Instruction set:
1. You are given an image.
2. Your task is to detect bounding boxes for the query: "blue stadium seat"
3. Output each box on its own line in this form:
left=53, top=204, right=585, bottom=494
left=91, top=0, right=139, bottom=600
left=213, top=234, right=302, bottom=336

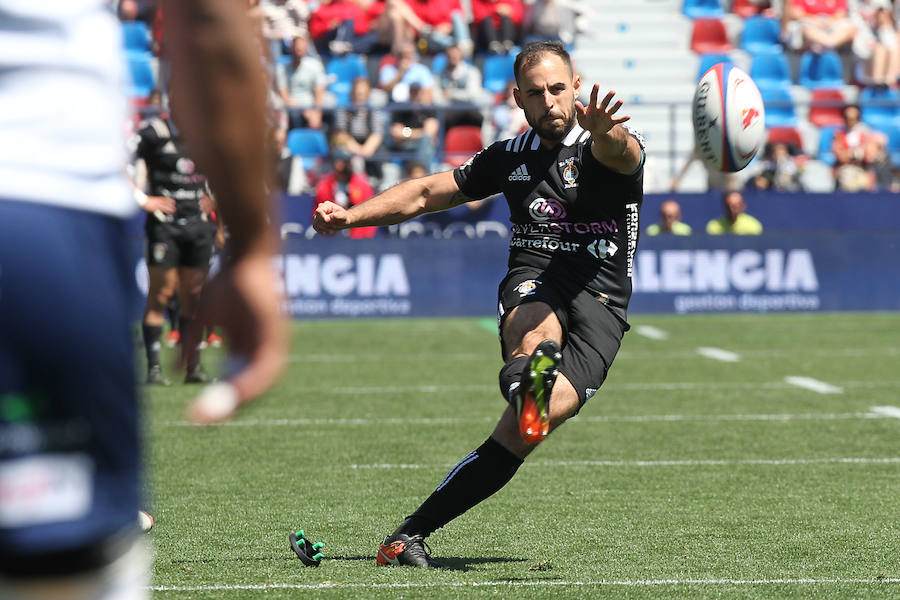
left=740, top=16, right=781, bottom=54
left=482, top=53, right=516, bottom=94
left=798, top=50, right=844, bottom=90
left=121, top=21, right=150, bottom=53
left=696, top=53, right=733, bottom=81
left=126, top=51, right=155, bottom=98
left=817, top=125, right=839, bottom=165
left=761, top=87, right=798, bottom=127
left=886, top=126, right=900, bottom=166
left=860, top=86, right=900, bottom=129
left=286, top=128, right=329, bottom=169
left=750, top=52, right=792, bottom=91
left=326, top=54, right=367, bottom=106
left=683, top=0, right=724, bottom=18
left=430, top=52, right=448, bottom=75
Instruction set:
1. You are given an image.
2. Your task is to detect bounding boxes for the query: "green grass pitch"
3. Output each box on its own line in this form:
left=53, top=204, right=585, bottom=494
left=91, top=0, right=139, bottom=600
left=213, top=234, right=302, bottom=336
left=144, top=313, right=899, bottom=599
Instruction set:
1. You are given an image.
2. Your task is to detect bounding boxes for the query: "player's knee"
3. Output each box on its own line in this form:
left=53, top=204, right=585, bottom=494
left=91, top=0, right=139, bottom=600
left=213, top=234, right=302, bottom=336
left=498, top=355, right=529, bottom=404
left=517, top=330, right=550, bottom=357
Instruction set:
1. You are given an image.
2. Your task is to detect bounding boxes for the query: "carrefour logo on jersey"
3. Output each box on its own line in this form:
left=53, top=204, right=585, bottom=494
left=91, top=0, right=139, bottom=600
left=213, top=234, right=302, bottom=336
left=633, top=249, right=818, bottom=293
left=528, top=197, right=567, bottom=221
left=276, top=253, right=412, bottom=317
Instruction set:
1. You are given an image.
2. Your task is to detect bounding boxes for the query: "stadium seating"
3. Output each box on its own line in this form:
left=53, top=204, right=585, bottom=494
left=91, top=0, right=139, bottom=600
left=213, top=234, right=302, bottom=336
left=696, top=53, right=733, bottom=81
left=683, top=0, right=724, bottom=19
left=817, top=125, right=839, bottom=165
left=482, top=54, right=516, bottom=94
left=121, top=21, right=150, bottom=53
left=126, top=51, right=155, bottom=98
left=326, top=54, right=367, bottom=107
left=731, top=0, right=764, bottom=17
left=761, top=87, right=798, bottom=127
left=860, top=86, right=900, bottom=129
left=766, top=126, right=804, bottom=149
left=886, top=126, right=900, bottom=166
left=808, top=89, right=846, bottom=127
left=798, top=50, right=844, bottom=90
left=430, top=52, right=448, bottom=75
left=690, top=19, right=732, bottom=53
left=740, top=16, right=781, bottom=54
left=286, top=128, right=329, bottom=169
left=443, top=125, right=484, bottom=167
left=750, top=52, right=792, bottom=91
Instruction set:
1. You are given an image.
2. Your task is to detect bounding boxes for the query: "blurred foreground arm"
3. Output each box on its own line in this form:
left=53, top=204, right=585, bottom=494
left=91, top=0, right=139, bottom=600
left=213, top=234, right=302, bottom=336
left=163, top=0, right=286, bottom=423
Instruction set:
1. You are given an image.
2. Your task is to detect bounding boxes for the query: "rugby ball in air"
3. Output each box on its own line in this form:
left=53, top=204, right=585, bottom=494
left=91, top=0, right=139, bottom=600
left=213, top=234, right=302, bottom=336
left=692, top=63, right=765, bottom=172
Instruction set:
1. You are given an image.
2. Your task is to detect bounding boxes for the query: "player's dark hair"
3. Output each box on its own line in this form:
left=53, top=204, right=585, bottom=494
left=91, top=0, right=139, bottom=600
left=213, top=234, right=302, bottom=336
left=513, top=41, right=573, bottom=84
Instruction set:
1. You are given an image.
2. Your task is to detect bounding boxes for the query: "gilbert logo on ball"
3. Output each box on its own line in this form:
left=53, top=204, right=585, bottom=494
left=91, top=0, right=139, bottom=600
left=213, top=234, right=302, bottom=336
left=693, top=63, right=765, bottom=173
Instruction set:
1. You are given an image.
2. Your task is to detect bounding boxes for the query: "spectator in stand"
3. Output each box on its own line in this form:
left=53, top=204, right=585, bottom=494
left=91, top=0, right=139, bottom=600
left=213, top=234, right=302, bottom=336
left=378, top=42, right=436, bottom=103
left=851, top=0, right=899, bottom=87
left=387, top=82, right=439, bottom=168
left=832, top=103, right=892, bottom=191
left=118, top=0, right=140, bottom=21
left=406, top=0, right=474, bottom=55
left=308, top=0, right=378, bottom=55
left=313, top=147, right=377, bottom=238
left=252, top=0, right=310, bottom=60
left=747, top=141, right=804, bottom=191
left=522, top=0, right=581, bottom=47
left=276, top=33, right=327, bottom=129
left=706, top=191, right=764, bottom=235
left=438, top=42, right=491, bottom=128
left=783, top=0, right=857, bottom=52
left=491, top=79, right=529, bottom=141
left=333, top=77, right=388, bottom=179
left=647, top=200, right=692, bottom=236
left=471, top=0, right=524, bottom=54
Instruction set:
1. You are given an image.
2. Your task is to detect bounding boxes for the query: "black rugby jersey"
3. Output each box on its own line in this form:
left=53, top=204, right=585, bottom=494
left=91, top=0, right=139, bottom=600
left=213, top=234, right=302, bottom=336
left=134, top=116, right=208, bottom=221
left=453, top=123, right=644, bottom=324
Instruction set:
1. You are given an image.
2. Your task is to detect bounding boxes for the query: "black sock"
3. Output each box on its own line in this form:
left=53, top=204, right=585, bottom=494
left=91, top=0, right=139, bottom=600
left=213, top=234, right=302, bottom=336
left=142, top=324, right=162, bottom=369
left=395, top=437, right=524, bottom=538
left=498, top=355, right=529, bottom=406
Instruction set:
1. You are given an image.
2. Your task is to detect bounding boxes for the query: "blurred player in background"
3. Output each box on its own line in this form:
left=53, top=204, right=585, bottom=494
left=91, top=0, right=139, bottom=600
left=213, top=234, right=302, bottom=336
left=133, top=103, right=216, bottom=385
left=0, top=1, right=285, bottom=598
left=314, top=41, right=644, bottom=568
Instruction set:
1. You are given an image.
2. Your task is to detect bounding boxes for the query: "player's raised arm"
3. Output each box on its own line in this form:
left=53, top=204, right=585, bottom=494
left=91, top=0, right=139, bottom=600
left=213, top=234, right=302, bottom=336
left=163, top=0, right=287, bottom=423
left=313, top=169, right=473, bottom=235
left=576, top=84, right=643, bottom=175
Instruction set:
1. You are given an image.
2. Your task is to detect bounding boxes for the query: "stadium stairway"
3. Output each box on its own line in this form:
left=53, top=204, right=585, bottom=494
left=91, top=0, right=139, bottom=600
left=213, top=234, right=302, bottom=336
left=572, top=0, right=703, bottom=192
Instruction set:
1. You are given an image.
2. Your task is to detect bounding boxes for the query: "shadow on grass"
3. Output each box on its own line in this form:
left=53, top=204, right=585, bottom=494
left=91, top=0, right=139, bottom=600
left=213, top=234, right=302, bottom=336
left=329, top=555, right=528, bottom=572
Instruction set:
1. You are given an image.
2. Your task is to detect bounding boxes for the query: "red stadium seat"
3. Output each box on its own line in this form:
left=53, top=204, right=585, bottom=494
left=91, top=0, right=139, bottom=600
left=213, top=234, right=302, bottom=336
left=731, top=0, right=763, bottom=17
left=766, top=126, right=803, bottom=149
left=444, top=126, right=484, bottom=167
left=808, top=89, right=846, bottom=127
left=690, top=19, right=732, bottom=54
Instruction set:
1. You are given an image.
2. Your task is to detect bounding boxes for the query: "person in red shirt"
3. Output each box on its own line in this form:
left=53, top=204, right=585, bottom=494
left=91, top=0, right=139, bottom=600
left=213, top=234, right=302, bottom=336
left=471, top=0, right=523, bottom=54
left=405, top=0, right=474, bottom=54
left=308, top=0, right=379, bottom=55
left=784, top=0, right=856, bottom=52
left=831, top=103, right=890, bottom=191
left=313, top=148, right=377, bottom=238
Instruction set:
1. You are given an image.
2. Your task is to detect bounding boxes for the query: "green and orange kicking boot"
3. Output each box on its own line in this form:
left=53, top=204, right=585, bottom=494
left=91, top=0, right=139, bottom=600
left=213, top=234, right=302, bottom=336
left=517, top=339, right=561, bottom=444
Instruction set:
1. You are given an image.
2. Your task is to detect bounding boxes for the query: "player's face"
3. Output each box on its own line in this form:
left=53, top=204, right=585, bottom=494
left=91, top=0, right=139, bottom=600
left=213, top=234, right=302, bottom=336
left=514, top=54, right=579, bottom=143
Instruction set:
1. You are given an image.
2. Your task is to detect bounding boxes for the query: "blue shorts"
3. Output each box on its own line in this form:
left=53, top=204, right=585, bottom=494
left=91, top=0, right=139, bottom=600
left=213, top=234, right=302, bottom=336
left=0, top=200, right=142, bottom=573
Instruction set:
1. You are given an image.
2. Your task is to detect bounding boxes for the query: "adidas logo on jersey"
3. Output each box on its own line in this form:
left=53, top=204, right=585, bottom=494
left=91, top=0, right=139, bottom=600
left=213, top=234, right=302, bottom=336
left=508, top=164, right=531, bottom=181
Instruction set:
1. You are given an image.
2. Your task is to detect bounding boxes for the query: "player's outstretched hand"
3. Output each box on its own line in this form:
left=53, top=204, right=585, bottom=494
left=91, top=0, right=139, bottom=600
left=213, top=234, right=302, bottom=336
left=312, top=201, right=351, bottom=236
left=183, top=249, right=287, bottom=424
left=575, top=84, right=631, bottom=136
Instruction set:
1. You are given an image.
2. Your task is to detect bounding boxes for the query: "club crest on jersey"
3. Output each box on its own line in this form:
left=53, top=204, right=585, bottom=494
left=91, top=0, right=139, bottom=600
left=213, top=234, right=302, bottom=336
left=152, top=243, right=168, bottom=263
left=514, top=279, right=541, bottom=297
left=176, top=157, right=196, bottom=174
left=558, top=157, right=579, bottom=189
left=528, top=197, right=567, bottom=221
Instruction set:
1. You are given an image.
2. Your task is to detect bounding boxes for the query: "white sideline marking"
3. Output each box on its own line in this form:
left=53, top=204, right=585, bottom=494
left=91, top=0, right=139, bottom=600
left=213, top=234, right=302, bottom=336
left=150, top=578, right=900, bottom=591
left=696, top=347, right=741, bottom=362
left=161, top=412, right=889, bottom=428
left=349, top=457, right=900, bottom=470
left=870, top=405, right=900, bottom=419
left=785, top=376, right=844, bottom=394
left=635, top=325, right=669, bottom=340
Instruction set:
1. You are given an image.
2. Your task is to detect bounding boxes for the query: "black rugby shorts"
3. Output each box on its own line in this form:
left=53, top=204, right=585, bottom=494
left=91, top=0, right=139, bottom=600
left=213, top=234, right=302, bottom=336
left=145, top=217, right=214, bottom=270
left=497, top=266, right=626, bottom=408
